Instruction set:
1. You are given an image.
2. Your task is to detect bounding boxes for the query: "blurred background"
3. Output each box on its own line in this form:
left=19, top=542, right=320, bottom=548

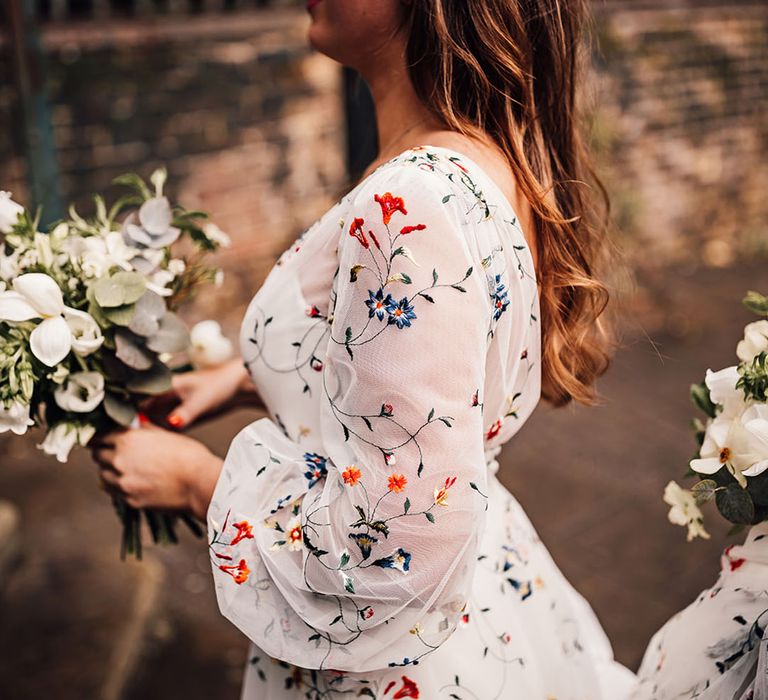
left=0, top=0, right=766, bottom=697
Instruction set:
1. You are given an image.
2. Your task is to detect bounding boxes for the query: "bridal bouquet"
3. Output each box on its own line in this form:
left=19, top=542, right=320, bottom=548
left=664, top=291, right=768, bottom=540
left=0, top=167, right=230, bottom=558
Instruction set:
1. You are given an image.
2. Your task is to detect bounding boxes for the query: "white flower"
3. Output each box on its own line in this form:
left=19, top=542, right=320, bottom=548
left=202, top=222, right=231, bottom=248
left=663, top=481, right=710, bottom=541
left=47, top=364, right=70, bottom=385
left=737, top=320, right=768, bottom=363
left=54, top=371, right=105, bottom=413
left=704, top=366, right=744, bottom=418
left=64, top=307, right=104, bottom=356
left=690, top=404, right=768, bottom=487
left=0, top=400, right=34, bottom=435
left=74, top=231, right=137, bottom=278
left=145, top=268, right=175, bottom=297
left=0, top=273, right=101, bottom=366
left=122, top=197, right=181, bottom=249
left=189, top=320, right=233, bottom=369
left=0, top=191, right=24, bottom=233
left=0, top=250, right=20, bottom=281
left=38, top=422, right=96, bottom=463
left=167, top=258, right=185, bottom=276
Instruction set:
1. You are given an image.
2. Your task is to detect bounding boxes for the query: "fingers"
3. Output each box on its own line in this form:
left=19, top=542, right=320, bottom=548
left=91, top=446, right=118, bottom=469
left=89, top=430, right=124, bottom=449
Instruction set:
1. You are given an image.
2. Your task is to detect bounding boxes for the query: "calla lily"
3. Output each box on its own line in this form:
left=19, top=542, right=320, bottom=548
left=0, top=400, right=34, bottom=435
left=0, top=191, right=24, bottom=234
left=54, top=371, right=105, bottom=413
left=38, top=422, right=96, bottom=463
left=0, top=273, right=102, bottom=366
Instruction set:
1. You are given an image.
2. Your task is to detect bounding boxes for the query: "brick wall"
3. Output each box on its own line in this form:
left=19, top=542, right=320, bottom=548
left=589, top=0, right=768, bottom=271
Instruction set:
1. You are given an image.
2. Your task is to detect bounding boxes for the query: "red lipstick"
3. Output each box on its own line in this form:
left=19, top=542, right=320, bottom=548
left=306, top=0, right=321, bottom=11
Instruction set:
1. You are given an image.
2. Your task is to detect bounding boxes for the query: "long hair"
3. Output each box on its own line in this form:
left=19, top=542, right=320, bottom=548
left=399, top=0, right=618, bottom=407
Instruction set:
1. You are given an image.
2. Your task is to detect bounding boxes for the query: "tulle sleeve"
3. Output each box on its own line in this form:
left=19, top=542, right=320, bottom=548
left=206, top=163, right=493, bottom=672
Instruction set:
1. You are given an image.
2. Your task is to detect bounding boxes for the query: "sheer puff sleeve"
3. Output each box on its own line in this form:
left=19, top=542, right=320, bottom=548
left=206, top=163, right=493, bottom=673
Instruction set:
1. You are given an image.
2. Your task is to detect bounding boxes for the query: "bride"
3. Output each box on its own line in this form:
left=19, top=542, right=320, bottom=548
left=90, top=0, right=768, bottom=697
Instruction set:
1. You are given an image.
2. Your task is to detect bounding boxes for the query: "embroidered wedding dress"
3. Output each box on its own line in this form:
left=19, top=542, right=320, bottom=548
left=206, top=145, right=768, bottom=699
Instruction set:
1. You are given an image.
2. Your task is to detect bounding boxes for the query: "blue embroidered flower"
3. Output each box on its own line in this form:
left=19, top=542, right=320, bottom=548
left=303, top=452, right=328, bottom=488
left=385, top=296, right=417, bottom=328
left=490, top=274, right=509, bottom=321
left=365, top=288, right=394, bottom=321
left=372, top=547, right=411, bottom=573
left=348, top=532, right=378, bottom=559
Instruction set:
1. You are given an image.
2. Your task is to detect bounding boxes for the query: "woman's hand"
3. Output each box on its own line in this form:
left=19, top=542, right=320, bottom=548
left=142, top=356, right=262, bottom=430
left=90, top=420, right=224, bottom=522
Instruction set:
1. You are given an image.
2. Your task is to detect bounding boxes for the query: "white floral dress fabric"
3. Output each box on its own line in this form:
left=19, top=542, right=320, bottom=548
left=206, top=145, right=768, bottom=699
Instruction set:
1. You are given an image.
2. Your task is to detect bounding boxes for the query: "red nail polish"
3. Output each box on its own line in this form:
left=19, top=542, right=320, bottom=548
left=137, top=412, right=151, bottom=426
left=167, top=413, right=184, bottom=428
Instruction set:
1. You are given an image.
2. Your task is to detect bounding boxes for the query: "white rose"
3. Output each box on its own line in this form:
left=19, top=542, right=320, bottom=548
left=0, top=191, right=24, bottom=234
left=38, top=422, right=96, bottom=463
left=0, top=399, right=35, bottom=435
left=54, top=371, right=105, bottom=413
left=189, top=320, right=233, bottom=369
left=662, top=481, right=710, bottom=541
left=737, top=320, right=768, bottom=363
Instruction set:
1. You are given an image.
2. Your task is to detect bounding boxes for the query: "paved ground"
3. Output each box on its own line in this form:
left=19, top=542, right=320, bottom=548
left=0, top=258, right=765, bottom=698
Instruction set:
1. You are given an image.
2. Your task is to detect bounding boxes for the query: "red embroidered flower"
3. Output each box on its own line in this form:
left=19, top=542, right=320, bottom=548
left=374, top=193, right=407, bottom=225
left=434, top=475, right=457, bottom=506
left=360, top=606, right=374, bottom=619
left=310, top=356, right=323, bottom=372
left=399, top=224, right=426, bottom=235
left=306, top=305, right=321, bottom=317
left=392, top=675, right=420, bottom=699
left=369, top=229, right=382, bottom=250
left=230, top=520, right=254, bottom=546
left=471, top=389, right=479, bottom=406
left=342, top=465, right=361, bottom=486
left=388, top=473, right=408, bottom=493
left=485, top=418, right=503, bottom=440
left=349, top=217, right=369, bottom=248
left=219, top=558, right=250, bottom=584
left=381, top=402, right=394, bottom=416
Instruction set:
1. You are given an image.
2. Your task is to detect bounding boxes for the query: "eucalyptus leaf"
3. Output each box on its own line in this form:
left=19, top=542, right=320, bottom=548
left=716, top=483, right=755, bottom=525
left=104, top=392, right=138, bottom=427
left=103, top=303, right=136, bottom=327
left=115, top=329, right=155, bottom=370
left=146, top=312, right=190, bottom=353
left=691, top=479, right=718, bottom=505
left=128, top=290, right=166, bottom=337
left=93, top=271, right=146, bottom=308
left=125, top=362, right=173, bottom=395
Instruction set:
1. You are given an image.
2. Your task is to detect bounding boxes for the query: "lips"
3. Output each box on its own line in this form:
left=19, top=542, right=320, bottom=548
left=306, top=0, right=321, bottom=11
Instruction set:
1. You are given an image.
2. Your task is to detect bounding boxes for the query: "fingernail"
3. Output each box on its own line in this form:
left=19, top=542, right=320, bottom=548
left=167, top=413, right=184, bottom=428
left=137, top=412, right=151, bottom=426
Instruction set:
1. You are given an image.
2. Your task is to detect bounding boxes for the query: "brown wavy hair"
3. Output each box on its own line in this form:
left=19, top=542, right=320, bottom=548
left=399, top=0, right=618, bottom=407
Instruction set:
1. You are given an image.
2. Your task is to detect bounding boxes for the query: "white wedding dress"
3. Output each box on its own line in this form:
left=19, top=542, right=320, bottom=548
left=206, top=145, right=768, bottom=699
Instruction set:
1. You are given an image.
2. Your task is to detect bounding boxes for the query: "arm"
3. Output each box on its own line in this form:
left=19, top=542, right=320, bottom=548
left=206, top=164, right=493, bottom=672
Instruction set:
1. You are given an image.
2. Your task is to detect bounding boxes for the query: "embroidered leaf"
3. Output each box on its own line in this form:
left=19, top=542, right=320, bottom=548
left=400, top=273, right=412, bottom=284
left=734, top=615, right=748, bottom=625
left=441, top=195, right=453, bottom=203
left=350, top=264, right=364, bottom=282
left=308, top=633, right=321, bottom=641
left=428, top=407, right=435, bottom=421
left=355, top=505, right=367, bottom=522
left=330, top=614, right=343, bottom=625
left=417, top=461, right=424, bottom=477
left=343, top=574, right=355, bottom=593
left=370, top=520, right=390, bottom=537
left=264, top=316, right=273, bottom=325
left=425, top=512, right=435, bottom=523
left=339, top=551, right=350, bottom=567
left=404, top=497, right=411, bottom=513
left=451, top=284, right=466, bottom=292
left=432, top=268, right=438, bottom=284
left=362, top=416, right=373, bottom=431
left=419, top=293, right=435, bottom=304
left=342, top=424, right=350, bottom=441
left=465, top=266, right=473, bottom=278
left=438, top=417, right=452, bottom=427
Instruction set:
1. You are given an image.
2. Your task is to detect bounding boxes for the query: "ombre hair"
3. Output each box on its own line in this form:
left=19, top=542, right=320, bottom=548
left=399, top=0, right=618, bottom=407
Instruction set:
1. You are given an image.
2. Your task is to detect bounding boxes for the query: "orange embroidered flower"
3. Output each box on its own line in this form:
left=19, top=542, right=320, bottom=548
left=399, top=224, right=426, bottom=235
left=374, top=192, right=407, bottom=225
left=349, top=217, right=369, bottom=248
left=388, top=473, right=408, bottom=493
left=485, top=418, right=503, bottom=440
left=434, top=475, right=457, bottom=506
left=342, top=465, right=362, bottom=486
left=219, top=558, right=250, bottom=584
left=230, top=520, right=254, bottom=546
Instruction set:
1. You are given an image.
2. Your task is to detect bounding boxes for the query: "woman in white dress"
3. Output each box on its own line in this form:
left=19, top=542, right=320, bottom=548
left=90, top=1, right=768, bottom=698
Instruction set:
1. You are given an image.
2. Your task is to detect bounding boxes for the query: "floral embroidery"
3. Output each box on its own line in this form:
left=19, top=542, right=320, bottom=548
left=342, top=465, right=362, bottom=485
left=375, top=192, right=407, bottom=225
left=433, top=476, right=457, bottom=506
left=349, top=217, right=370, bottom=248
left=388, top=473, right=408, bottom=493
left=489, top=273, right=510, bottom=321
left=303, top=452, right=328, bottom=488
left=218, top=558, right=250, bottom=585
left=230, top=520, right=254, bottom=546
